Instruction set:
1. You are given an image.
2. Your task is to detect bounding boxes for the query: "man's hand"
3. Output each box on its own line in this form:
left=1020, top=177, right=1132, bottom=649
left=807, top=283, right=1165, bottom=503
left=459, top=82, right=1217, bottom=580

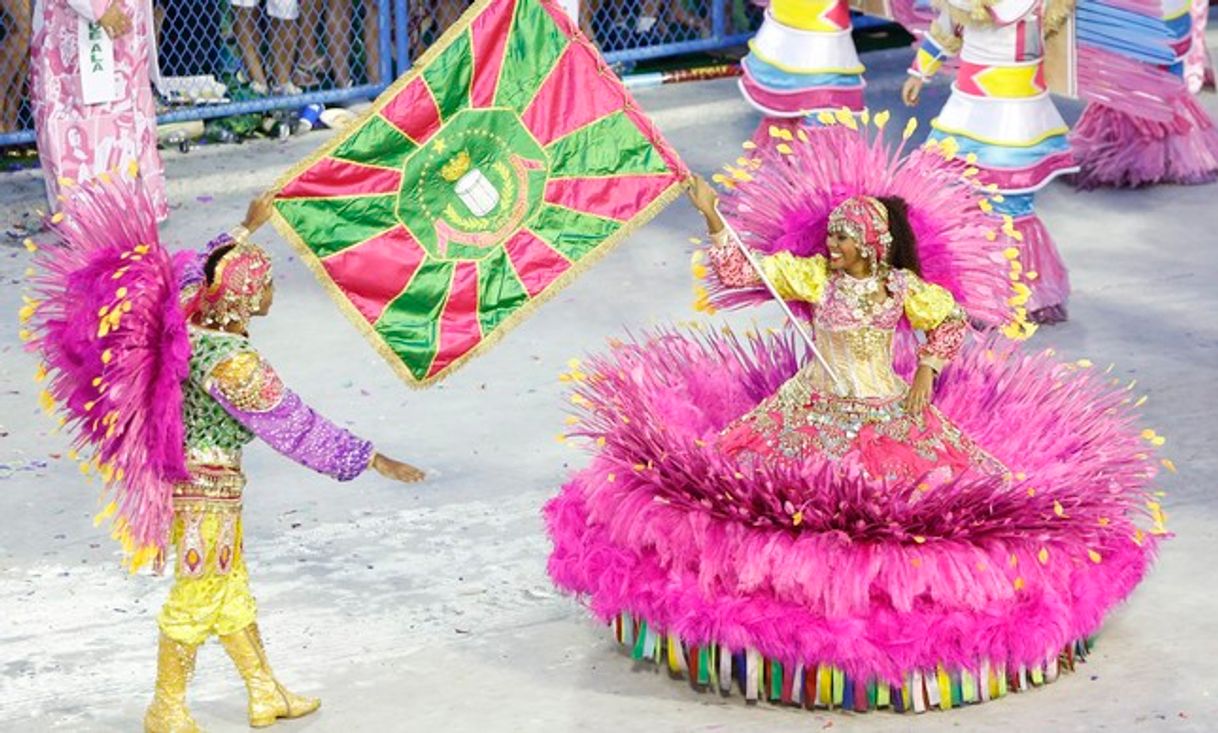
left=241, top=191, right=276, bottom=232
left=372, top=453, right=425, bottom=484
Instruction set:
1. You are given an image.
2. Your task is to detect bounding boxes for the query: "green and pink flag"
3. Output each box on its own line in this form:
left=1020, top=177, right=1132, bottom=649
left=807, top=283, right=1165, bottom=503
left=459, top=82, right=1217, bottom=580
left=271, top=0, right=688, bottom=386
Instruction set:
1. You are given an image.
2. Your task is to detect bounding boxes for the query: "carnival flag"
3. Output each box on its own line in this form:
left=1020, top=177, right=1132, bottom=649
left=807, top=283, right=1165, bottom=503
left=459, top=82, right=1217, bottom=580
left=270, top=0, right=689, bottom=386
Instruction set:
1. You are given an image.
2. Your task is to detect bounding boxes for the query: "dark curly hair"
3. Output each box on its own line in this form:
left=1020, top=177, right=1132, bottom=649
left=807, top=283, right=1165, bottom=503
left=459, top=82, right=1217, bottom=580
left=877, top=196, right=920, bottom=276
left=203, top=243, right=237, bottom=286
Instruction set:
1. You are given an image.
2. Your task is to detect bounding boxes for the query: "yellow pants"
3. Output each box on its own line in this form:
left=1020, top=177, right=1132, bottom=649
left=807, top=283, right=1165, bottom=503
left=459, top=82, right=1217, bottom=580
left=157, top=510, right=258, bottom=646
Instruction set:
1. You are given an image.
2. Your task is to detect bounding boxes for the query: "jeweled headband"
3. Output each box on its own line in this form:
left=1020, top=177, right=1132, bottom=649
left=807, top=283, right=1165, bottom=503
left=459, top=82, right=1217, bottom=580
left=827, top=196, right=893, bottom=263
left=185, top=234, right=273, bottom=328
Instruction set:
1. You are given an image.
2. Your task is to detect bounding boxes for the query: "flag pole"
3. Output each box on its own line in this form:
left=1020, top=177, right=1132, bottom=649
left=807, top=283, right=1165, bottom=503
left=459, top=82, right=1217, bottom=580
left=713, top=204, right=849, bottom=397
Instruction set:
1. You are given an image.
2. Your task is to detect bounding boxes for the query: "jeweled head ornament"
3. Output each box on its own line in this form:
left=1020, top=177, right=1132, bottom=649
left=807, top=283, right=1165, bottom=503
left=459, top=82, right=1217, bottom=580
left=828, top=196, right=893, bottom=265
left=188, top=234, right=273, bottom=329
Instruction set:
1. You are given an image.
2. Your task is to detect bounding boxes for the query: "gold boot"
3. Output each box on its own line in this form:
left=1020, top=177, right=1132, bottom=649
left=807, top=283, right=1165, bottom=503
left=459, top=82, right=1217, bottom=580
left=144, top=634, right=202, bottom=733
left=220, top=624, right=320, bottom=727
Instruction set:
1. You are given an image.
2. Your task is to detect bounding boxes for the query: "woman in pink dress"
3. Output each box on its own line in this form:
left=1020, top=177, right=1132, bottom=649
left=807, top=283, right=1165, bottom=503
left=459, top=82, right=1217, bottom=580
left=30, top=0, right=166, bottom=220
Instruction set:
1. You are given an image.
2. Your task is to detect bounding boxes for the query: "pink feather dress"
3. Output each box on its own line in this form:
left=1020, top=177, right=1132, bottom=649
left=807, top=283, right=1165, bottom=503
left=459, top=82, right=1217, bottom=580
left=544, top=122, right=1164, bottom=713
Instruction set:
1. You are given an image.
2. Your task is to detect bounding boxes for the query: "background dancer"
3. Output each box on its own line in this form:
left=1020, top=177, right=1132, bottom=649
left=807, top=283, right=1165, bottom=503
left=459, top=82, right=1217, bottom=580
left=902, top=0, right=1076, bottom=323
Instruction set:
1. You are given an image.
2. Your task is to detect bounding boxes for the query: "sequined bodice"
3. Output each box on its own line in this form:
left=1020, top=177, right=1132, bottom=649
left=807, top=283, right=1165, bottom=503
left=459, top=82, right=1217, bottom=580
left=183, top=327, right=254, bottom=468
left=804, top=271, right=909, bottom=399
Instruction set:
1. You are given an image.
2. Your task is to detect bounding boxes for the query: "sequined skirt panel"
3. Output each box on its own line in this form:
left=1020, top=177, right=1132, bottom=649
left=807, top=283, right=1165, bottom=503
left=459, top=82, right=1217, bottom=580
left=158, top=467, right=256, bottom=645
left=719, top=374, right=1009, bottom=485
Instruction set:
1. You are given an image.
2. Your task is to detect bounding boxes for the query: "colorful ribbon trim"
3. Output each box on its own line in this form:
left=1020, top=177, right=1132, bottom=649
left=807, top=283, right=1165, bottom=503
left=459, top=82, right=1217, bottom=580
left=610, top=611, right=1093, bottom=713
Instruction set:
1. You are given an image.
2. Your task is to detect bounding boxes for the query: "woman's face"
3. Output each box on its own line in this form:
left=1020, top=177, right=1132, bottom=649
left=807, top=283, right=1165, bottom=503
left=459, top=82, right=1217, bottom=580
left=826, top=229, right=864, bottom=272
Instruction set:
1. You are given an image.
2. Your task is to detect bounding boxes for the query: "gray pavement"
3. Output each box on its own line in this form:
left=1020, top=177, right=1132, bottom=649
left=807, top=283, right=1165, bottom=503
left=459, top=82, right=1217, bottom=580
left=1, top=42, right=1215, bottom=732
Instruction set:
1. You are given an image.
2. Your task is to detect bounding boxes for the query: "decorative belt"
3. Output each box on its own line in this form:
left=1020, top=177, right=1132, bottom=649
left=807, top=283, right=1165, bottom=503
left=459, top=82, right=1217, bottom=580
left=956, top=61, right=1047, bottom=99
left=172, top=465, right=245, bottom=512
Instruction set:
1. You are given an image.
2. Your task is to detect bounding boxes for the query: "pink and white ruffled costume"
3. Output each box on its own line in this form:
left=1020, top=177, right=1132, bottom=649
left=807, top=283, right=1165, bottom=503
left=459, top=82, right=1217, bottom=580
left=30, top=0, right=166, bottom=220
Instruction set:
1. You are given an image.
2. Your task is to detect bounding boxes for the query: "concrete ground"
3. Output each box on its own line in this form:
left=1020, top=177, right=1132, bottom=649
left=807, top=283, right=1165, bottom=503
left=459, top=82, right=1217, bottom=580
left=1, top=41, right=1215, bottom=733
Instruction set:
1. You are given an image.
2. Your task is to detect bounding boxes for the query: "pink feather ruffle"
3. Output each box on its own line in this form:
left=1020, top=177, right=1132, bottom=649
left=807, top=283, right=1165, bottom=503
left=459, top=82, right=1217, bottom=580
left=545, top=327, right=1162, bottom=686
left=1071, top=97, right=1218, bottom=189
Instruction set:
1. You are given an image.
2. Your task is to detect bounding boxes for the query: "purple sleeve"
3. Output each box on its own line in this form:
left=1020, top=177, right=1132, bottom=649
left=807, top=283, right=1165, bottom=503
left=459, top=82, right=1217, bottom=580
left=207, top=351, right=374, bottom=481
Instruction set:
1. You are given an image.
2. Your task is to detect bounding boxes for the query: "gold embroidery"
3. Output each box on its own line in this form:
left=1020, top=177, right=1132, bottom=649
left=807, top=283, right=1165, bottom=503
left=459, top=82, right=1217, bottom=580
left=172, top=469, right=246, bottom=513
left=208, top=351, right=285, bottom=412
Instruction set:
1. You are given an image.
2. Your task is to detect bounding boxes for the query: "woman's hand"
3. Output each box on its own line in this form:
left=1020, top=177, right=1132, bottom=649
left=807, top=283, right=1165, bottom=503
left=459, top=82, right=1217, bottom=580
left=687, top=175, right=718, bottom=215
left=903, top=365, right=935, bottom=413
left=372, top=453, right=425, bottom=484
left=241, top=191, right=276, bottom=232
left=98, top=2, right=132, bottom=38
left=687, top=175, right=726, bottom=235
left=902, top=76, right=924, bottom=107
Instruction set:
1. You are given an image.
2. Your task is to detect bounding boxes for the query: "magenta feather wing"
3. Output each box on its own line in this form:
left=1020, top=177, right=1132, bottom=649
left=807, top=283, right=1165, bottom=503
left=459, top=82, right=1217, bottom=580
left=23, top=174, right=190, bottom=570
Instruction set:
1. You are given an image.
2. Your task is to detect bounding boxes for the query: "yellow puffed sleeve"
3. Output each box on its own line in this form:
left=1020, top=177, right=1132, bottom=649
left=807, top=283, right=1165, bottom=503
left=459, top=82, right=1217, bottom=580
left=760, top=252, right=828, bottom=304
left=904, top=273, right=961, bottom=331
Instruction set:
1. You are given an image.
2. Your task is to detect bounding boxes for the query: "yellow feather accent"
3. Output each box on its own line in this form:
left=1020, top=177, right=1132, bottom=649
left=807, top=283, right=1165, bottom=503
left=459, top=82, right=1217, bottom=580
left=834, top=107, right=858, bottom=129
left=939, top=136, right=960, bottom=159
left=93, top=501, right=118, bottom=527
left=768, top=125, right=793, bottom=141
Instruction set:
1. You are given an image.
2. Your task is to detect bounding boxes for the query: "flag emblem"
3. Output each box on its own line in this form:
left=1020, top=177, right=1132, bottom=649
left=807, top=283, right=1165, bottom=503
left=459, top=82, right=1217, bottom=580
left=271, top=0, right=688, bottom=385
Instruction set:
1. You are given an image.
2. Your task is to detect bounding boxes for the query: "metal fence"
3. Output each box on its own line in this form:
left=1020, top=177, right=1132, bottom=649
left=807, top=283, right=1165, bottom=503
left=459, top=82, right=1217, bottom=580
left=0, top=0, right=889, bottom=149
